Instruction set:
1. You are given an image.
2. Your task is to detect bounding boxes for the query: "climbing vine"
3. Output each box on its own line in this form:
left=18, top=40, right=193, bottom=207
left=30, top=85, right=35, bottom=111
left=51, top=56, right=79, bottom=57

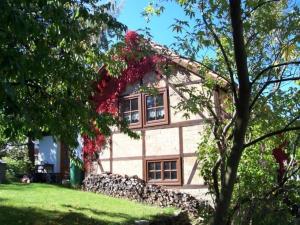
left=82, top=31, right=166, bottom=170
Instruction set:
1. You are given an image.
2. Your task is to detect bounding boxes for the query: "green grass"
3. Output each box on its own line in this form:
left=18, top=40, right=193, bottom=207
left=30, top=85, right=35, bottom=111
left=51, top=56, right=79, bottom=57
left=0, top=183, right=174, bottom=225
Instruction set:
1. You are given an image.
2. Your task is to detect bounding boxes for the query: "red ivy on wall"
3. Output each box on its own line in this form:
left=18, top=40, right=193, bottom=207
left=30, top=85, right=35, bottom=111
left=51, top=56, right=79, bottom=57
left=82, top=31, right=165, bottom=170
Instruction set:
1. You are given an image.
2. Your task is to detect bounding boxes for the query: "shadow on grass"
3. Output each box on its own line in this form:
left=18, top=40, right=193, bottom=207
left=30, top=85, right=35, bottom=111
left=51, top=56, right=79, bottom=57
left=62, top=204, right=192, bottom=225
left=0, top=205, right=140, bottom=225
left=63, top=204, right=138, bottom=221
left=0, top=197, right=7, bottom=202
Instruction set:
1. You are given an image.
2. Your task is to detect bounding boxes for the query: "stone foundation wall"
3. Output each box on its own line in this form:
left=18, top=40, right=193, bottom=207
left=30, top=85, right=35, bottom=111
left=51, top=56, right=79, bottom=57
left=83, top=173, right=211, bottom=216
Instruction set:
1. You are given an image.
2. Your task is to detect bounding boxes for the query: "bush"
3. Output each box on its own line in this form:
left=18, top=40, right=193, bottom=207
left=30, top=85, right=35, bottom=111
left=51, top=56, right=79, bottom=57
left=2, top=146, right=32, bottom=182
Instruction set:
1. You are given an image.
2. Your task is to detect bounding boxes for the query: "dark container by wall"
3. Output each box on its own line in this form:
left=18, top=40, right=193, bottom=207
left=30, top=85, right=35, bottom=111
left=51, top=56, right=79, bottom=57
left=70, top=161, right=83, bottom=188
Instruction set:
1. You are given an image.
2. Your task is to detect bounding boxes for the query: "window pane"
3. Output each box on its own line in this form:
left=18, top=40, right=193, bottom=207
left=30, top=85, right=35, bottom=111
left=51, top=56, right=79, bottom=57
left=131, top=98, right=138, bottom=110
left=123, top=113, right=131, bottom=123
left=148, top=162, right=154, bottom=170
left=171, top=171, right=177, bottom=179
left=171, top=161, right=177, bottom=170
left=156, top=172, right=161, bottom=179
left=148, top=172, right=155, bottom=180
left=164, top=161, right=171, bottom=170
left=147, top=109, right=156, bottom=121
left=123, top=100, right=130, bottom=112
left=164, top=171, right=171, bottom=179
left=146, top=96, right=155, bottom=108
left=131, top=111, right=139, bottom=123
left=155, top=162, right=161, bottom=170
left=156, top=107, right=165, bottom=119
left=156, top=94, right=164, bottom=106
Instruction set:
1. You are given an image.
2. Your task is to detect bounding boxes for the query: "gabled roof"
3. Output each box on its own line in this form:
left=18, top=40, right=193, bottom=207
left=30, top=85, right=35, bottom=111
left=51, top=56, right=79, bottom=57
left=97, top=38, right=230, bottom=89
left=149, top=42, right=230, bottom=87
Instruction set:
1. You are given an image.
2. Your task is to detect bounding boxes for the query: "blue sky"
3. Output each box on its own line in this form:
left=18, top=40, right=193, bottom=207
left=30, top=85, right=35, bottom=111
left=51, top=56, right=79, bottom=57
left=117, top=0, right=187, bottom=47
left=116, top=0, right=212, bottom=59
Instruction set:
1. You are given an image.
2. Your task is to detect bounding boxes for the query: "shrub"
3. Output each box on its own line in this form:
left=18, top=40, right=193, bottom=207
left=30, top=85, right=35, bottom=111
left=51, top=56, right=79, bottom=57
left=2, top=146, right=32, bottom=182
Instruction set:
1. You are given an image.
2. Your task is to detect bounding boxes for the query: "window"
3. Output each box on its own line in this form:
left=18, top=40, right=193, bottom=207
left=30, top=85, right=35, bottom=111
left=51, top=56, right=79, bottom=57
left=163, top=161, right=177, bottom=180
left=120, top=94, right=142, bottom=128
left=143, top=88, right=169, bottom=127
left=145, top=94, right=165, bottom=121
left=145, top=157, right=181, bottom=185
left=120, top=88, right=169, bottom=128
left=148, top=161, right=161, bottom=180
left=123, top=98, right=139, bottom=123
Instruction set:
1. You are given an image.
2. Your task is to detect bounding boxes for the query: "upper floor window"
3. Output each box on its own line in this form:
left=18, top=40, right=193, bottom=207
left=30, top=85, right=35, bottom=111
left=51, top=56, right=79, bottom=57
left=120, top=94, right=142, bottom=128
left=145, top=94, right=165, bottom=121
left=120, top=88, right=169, bottom=128
left=123, top=98, right=139, bottom=123
left=143, top=88, right=169, bottom=127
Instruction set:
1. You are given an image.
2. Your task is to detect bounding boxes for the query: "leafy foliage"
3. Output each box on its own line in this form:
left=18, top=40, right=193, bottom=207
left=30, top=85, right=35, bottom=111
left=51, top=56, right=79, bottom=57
left=2, top=145, right=32, bottom=182
left=0, top=0, right=126, bottom=147
left=144, top=0, right=300, bottom=224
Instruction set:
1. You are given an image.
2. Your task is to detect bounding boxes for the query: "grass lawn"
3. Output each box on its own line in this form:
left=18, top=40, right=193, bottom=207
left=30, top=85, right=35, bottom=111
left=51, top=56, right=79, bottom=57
left=0, top=183, right=174, bottom=225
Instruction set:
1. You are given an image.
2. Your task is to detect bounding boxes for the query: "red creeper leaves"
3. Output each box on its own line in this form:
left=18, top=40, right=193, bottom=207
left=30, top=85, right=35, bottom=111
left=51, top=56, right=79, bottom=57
left=83, top=31, right=165, bottom=170
left=272, top=139, right=289, bottom=183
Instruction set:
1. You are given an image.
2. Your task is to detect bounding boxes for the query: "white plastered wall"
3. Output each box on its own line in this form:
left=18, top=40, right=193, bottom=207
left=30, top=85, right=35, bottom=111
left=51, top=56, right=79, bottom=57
left=145, top=128, right=179, bottom=156
left=113, top=160, right=143, bottom=178
left=112, top=132, right=142, bottom=158
left=182, top=125, right=204, bottom=154
left=35, top=136, right=61, bottom=173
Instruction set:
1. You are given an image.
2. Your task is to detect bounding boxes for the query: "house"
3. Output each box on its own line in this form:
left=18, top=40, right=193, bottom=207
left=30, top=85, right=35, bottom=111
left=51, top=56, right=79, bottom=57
left=33, top=136, right=63, bottom=174
left=32, top=136, right=82, bottom=180
left=32, top=37, right=226, bottom=198
left=90, top=47, right=227, bottom=197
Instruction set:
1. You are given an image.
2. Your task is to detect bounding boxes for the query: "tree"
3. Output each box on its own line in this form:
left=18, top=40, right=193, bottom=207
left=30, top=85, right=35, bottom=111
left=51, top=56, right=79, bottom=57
left=0, top=0, right=126, bottom=148
left=144, top=0, right=300, bottom=224
left=199, top=101, right=300, bottom=224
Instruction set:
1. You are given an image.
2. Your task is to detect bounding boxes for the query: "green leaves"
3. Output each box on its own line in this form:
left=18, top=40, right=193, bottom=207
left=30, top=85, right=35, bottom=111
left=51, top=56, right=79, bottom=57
left=146, top=0, right=299, bottom=223
left=143, top=2, right=165, bottom=21
left=0, top=0, right=126, bottom=146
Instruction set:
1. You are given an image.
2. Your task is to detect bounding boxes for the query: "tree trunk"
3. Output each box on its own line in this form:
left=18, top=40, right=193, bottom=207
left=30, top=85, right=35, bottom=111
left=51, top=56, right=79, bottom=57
left=27, top=136, right=35, bottom=169
left=212, top=0, right=251, bottom=224
left=27, top=136, right=35, bottom=173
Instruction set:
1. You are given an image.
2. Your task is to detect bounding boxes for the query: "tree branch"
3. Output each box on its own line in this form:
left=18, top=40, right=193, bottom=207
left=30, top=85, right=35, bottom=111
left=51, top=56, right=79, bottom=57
left=244, top=126, right=300, bottom=148
left=161, top=77, right=209, bottom=120
left=222, top=111, right=237, bottom=139
left=245, top=31, right=259, bottom=47
left=252, top=61, right=300, bottom=85
left=149, top=41, right=232, bottom=84
left=200, top=1, right=238, bottom=103
left=226, top=165, right=300, bottom=225
left=258, top=76, right=300, bottom=85
left=212, top=157, right=222, bottom=203
left=264, top=165, right=300, bottom=199
left=249, top=76, right=300, bottom=110
left=243, top=0, right=280, bottom=20
left=171, top=54, right=232, bottom=84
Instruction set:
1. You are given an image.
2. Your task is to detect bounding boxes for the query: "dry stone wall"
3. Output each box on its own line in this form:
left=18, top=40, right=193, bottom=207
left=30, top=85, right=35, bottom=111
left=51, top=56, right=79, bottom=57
left=83, top=172, right=211, bottom=216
